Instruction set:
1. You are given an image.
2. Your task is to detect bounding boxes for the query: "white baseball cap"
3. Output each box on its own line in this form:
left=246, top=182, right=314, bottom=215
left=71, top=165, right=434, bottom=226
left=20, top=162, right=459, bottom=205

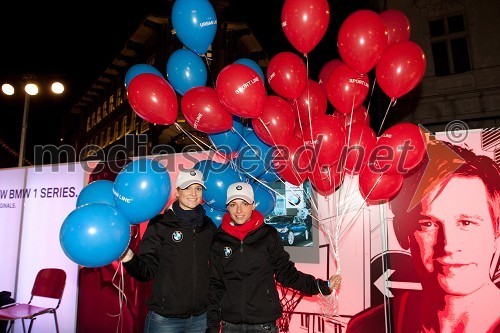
left=226, top=182, right=254, bottom=204
left=175, top=169, right=206, bottom=189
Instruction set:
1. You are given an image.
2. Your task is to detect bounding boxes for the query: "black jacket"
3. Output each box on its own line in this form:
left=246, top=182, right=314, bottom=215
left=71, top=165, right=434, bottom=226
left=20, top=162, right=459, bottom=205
left=207, top=223, right=330, bottom=331
left=123, top=208, right=216, bottom=318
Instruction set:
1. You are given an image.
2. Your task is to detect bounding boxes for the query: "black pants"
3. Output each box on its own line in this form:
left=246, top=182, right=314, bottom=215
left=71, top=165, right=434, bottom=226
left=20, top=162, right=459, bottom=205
left=221, top=321, right=278, bottom=332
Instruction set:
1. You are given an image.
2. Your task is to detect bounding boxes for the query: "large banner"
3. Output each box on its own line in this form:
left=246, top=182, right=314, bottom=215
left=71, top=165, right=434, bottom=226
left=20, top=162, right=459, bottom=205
left=0, top=163, right=85, bottom=333
left=0, top=168, right=27, bottom=294
left=284, top=129, right=500, bottom=333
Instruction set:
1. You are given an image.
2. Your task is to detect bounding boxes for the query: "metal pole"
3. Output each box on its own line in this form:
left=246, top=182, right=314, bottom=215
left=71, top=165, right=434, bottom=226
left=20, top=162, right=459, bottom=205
left=18, top=93, right=30, bottom=167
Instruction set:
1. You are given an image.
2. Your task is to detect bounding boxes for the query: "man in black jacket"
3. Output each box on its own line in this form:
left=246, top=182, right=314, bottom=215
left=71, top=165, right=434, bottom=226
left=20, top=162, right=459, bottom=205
left=121, top=168, right=216, bottom=333
left=207, top=182, right=341, bottom=332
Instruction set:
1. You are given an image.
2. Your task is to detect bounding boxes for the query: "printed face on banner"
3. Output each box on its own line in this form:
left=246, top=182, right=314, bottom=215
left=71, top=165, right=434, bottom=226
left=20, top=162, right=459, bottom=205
left=414, top=176, right=497, bottom=295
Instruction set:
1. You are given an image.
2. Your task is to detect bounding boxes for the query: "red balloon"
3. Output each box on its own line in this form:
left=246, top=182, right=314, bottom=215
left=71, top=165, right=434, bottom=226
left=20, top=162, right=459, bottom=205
left=333, top=105, right=370, bottom=127
left=296, top=79, right=327, bottom=126
left=303, top=115, right=346, bottom=167
left=358, top=166, right=403, bottom=202
left=181, top=87, right=233, bottom=134
left=373, top=122, right=426, bottom=175
left=342, top=124, right=377, bottom=175
left=326, top=63, right=370, bottom=114
left=376, top=41, right=427, bottom=99
left=337, top=10, right=388, bottom=74
left=379, top=9, right=411, bottom=46
left=127, top=73, right=178, bottom=125
left=273, top=135, right=311, bottom=186
left=281, top=0, right=330, bottom=55
left=309, top=163, right=344, bottom=196
left=267, top=52, right=308, bottom=100
left=318, top=59, right=342, bottom=91
left=252, top=95, right=295, bottom=146
left=216, top=64, right=266, bottom=118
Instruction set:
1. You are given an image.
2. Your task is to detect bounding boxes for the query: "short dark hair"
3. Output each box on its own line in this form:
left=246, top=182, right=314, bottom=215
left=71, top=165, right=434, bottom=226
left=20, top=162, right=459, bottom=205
left=390, top=140, right=500, bottom=250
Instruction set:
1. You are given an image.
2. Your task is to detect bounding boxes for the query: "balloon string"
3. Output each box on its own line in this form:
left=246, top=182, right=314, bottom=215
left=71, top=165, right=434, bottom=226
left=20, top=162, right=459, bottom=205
left=231, top=127, right=305, bottom=204
left=202, top=54, right=216, bottom=88
left=337, top=113, right=371, bottom=232
left=255, top=117, right=316, bottom=210
left=232, top=127, right=269, bottom=167
left=366, top=77, right=377, bottom=120
left=378, top=98, right=396, bottom=136
left=174, top=122, right=299, bottom=206
left=173, top=122, right=221, bottom=157
left=257, top=118, right=282, bottom=157
left=304, top=55, right=314, bottom=148
left=291, top=97, right=318, bottom=205
left=339, top=174, right=383, bottom=239
left=108, top=262, right=128, bottom=333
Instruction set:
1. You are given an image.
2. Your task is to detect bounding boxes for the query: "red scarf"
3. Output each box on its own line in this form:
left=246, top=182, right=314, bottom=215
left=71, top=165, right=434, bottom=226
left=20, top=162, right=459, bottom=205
left=221, top=210, right=265, bottom=241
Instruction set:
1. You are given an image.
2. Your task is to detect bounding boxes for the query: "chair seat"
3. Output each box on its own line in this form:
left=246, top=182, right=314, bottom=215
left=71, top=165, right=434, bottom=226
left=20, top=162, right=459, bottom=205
left=0, top=304, right=54, bottom=320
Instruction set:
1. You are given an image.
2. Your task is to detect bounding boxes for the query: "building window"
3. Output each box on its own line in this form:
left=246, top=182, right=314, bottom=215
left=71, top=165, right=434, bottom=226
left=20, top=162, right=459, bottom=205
left=429, top=13, right=471, bottom=76
left=122, top=115, right=128, bottom=134
left=96, top=108, right=101, bottom=123
left=140, top=120, right=149, bottom=134
left=117, top=87, right=123, bottom=106
left=206, top=44, right=213, bottom=64
left=103, top=101, right=109, bottom=117
left=130, top=112, right=136, bottom=132
left=109, top=95, right=115, bottom=113
left=107, top=127, right=112, bottom=145
left=91, top=112, right=96, bottom=127
left=114, top=121, right=120, bottom=139
left=100, top=132, right=106, bottom=147
left=86, top=117, right=91, bottom=131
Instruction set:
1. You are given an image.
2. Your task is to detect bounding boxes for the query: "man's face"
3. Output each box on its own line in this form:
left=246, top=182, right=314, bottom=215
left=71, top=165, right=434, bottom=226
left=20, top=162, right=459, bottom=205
left=176, top=184, right=203, bottom=210
left=227, top=199, right=255, bottom=225
left=414, top=176, right=497, bottom=295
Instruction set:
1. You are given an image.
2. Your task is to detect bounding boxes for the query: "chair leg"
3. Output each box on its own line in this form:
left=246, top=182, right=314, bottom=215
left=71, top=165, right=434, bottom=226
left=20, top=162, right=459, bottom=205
left=6, top=320, right=14, bottom=333
left=26, top=317, right=35, bottom=333
left=53, top=311, right=60, bottom=333
left=21, top=318, right=27, bottom=333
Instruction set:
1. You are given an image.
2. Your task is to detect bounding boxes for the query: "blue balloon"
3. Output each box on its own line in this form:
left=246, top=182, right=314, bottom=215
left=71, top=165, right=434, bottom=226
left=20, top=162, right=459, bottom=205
left=60, top=203, right=131, bottom=268
left=125, top=64, right=163, bottom=89
left=203, top=203, right=225, bottom=227
left=194, top=160, right=242, bottom=210
left=172, top=0, right=217, bottom=55
left=208, top=116, right=244, bottom=155
left=113, top=158, right=171, bottom=224
left=236, top=129, right=274, bottom=178
left=166, top=48, right=207, bottom=95
left=234, top=58, right=265, bottom=81
left=76, top=180, right=115, bottom=208
left=251, top=181, right=277, bottom=217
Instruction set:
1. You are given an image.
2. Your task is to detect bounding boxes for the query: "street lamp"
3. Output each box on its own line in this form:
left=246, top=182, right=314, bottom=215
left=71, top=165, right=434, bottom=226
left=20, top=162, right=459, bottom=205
left=1, top=81, right=64, bottom=167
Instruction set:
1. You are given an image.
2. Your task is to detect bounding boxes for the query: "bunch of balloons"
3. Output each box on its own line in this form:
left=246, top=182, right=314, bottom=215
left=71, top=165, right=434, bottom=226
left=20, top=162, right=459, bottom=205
left=120, top=3, right=429, bottom=219
left=60, top=158, right=171, bottom=267
left=123, top=0, right=223, bottom=131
